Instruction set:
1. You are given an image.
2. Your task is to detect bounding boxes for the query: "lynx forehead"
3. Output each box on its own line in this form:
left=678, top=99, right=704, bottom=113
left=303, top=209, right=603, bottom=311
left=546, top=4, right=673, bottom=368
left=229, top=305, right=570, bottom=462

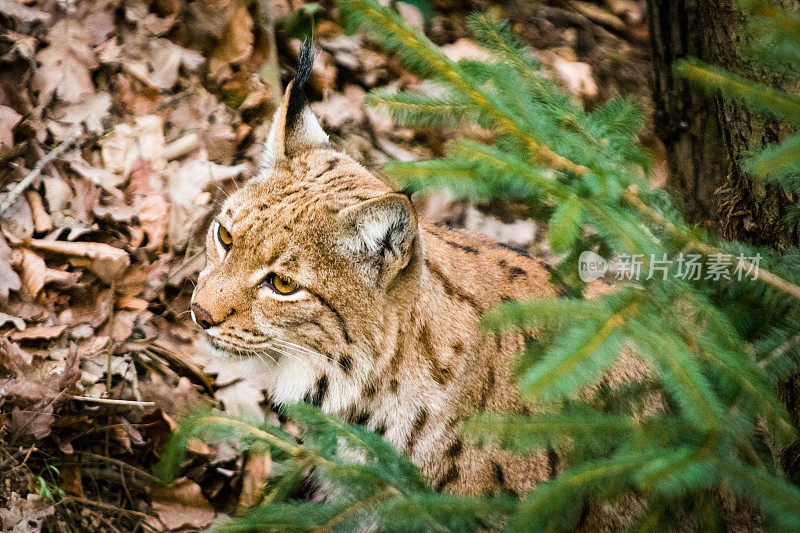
left=192, top=43, right=611, bottom=508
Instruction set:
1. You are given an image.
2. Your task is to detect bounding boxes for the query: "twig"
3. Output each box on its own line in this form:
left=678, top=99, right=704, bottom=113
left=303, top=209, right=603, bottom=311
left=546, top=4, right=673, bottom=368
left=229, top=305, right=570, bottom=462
left=62, top=496, right=149, bottom=518
left=623, top=186, right=800, bottom=301
left=21, top=445, right=37, bottom=465
left=0, top=131, right=79, bottom=217
left=69, top=396, right=155, bottom=407
left=77, top=451, right=161, bottom=485
left=0, top=447, right=27, bottom=470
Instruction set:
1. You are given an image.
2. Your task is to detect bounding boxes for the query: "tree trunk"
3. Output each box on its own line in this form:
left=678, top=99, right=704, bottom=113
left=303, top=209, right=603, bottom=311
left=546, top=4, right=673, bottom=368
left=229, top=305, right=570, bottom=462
left=647, top=0, right=800, bottom=247
left=649, top=0, right=800, bottom=475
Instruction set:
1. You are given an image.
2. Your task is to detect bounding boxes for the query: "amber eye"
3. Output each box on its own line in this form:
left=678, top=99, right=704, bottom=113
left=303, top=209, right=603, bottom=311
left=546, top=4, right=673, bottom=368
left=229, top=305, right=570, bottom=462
left=261, top=273, right=300, bottom=295
left=216, top=221, right=233, bottom=251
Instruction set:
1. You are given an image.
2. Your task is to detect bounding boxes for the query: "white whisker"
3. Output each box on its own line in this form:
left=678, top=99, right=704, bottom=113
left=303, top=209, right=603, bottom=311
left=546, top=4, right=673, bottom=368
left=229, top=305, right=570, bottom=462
left=265, top=346, right=306, bottom=366
left=271, top=338, right=332, bottom=362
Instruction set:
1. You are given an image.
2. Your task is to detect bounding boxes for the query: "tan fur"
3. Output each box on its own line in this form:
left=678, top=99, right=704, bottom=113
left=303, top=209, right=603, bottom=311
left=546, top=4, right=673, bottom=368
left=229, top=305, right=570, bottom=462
left=190, top=74, right=643, bottom=531
left=193, top=146, right=559, bottom=491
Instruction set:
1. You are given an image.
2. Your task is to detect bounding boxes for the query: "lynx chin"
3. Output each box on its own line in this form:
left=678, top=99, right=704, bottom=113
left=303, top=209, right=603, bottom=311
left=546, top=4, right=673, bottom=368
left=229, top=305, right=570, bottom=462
left=190, top=43, right=639, bottom=528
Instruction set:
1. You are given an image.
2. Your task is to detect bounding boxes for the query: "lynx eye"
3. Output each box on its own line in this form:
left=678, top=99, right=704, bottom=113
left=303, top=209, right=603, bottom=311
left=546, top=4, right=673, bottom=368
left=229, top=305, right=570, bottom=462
left=260, top=273, right=300, bottom=295
left=215, top=221, right=233, bottom=251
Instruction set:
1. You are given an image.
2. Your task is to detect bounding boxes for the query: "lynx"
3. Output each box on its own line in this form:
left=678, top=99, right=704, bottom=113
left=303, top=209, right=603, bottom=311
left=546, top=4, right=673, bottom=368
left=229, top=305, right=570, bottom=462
left=190, top=44, right=635, bottom=528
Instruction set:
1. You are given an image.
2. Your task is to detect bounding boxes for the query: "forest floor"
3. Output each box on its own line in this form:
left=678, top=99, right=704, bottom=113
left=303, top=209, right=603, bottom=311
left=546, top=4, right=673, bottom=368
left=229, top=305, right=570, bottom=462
left=0, top=0, right=653, bottom=530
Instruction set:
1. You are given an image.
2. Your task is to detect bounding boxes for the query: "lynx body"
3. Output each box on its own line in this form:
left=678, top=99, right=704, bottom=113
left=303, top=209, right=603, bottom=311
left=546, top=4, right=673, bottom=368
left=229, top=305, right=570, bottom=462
left=192, top=45, right=575, bottom=502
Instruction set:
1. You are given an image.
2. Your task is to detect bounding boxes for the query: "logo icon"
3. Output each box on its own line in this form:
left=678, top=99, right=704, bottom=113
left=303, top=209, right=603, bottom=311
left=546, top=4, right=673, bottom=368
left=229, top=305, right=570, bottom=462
left=578, top=251, right=608, bottom=282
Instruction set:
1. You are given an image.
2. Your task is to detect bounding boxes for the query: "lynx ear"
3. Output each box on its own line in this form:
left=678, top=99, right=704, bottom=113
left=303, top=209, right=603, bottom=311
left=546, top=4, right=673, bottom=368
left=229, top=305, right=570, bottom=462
left=260, top=42, right=330, bottom=174
left=338, top=194, right=419, bottom=286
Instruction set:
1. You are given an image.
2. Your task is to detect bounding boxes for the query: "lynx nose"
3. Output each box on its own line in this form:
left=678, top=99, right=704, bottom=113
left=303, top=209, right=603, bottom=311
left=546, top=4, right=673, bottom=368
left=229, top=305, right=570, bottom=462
left=191, top=303, right=218, bottom=330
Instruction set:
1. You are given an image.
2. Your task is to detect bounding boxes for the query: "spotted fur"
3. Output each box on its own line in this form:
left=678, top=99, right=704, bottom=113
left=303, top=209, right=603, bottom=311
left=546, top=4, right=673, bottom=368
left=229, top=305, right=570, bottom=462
left=190, top=45, right=639, bottom=517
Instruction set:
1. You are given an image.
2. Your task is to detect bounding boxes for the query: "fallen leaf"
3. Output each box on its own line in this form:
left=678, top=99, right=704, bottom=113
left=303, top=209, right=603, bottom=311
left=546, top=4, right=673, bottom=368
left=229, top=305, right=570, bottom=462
left=138, top=194, right=170, bottom=250
left=0, top=312, right=25, bottom=331
left=209, top=1, right=254, bottom=82
left=124, top=36, right=204, bottom=91
left=25, top=190, right=53, bottom=234
left=68, top=156, right=126, bottom=191
left=51, top=92, right=112, bottom=135
left=33, top=20, right=98, bottom=105
left=15, top=248, right=46, bottom=296
left=10, top=325, right=67, bottom=342
left=151, top=477, right=215, bottom=530
left=81, top=4, right=116, bottom=46
left=112, top=309, right=139, bottom=341
left=0, top=0, right=51, bottom=23
left=0, top=339, right=33, bottom=373
left=441, top=38, right=491, bottom=62
left=0, top=192, right=34, bottom=241
left=100, top=115, right=167, bottom=176
left=43, top=176, right=74, bottom=215
left=26, top=238, right=130, bottom=281
left=543, top=52, right=599, bottom=100
left=6, top=404, right=55, bottom=440
left=43, top=267, right=81, bottom=289
left=139, top=375, right=206, bottom=420
left=0, top=251, right=22, bottom=300
left=237, top=452, right=272, bottom=513
left=0, top=493, right=54, bottom=533
left=117, top=296, right=149, bottom=310
left=0, top=105, right=22, bottom=148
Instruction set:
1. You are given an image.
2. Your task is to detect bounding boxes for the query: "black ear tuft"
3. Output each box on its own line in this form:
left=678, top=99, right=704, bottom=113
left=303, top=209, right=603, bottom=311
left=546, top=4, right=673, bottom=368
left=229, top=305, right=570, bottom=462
left=286, top=41, right=314, bottom=128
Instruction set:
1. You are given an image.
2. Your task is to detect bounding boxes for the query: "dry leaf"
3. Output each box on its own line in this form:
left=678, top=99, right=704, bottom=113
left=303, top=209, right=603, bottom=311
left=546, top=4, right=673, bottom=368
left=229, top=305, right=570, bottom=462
left=33, top=20, right=98, bottom=105
left=237, top=452, right=272, bottom=513
left=138, top=194, right=170, bottom=250
left=124, top=37, right=204, bottom=91
left=209, top=1, right=254, bottom=82
left=100, top=115, right=167, bottom=176
left=15, top=248, right=46, bottom=296
left=10, top=324, right=67, bottom=342
left=441, top=38, right=491, bottom=62
left=0, top=192, right=34, bottom=241
left=51, top=92, right=112, bottom=135
left=43, top=268, right=81, bottom=289
left=6, top=404, right=55, bottom=440
left=43, top=176, right=74, bottom=215
left=112, top=309, right=139, bottom=341
left=0, top=311, right=25, bottom=331
left=117, top=296, right=149, bottom=310
left=26, top=238, right=130, bottom=281
left=151, top=477, right=215, bottom=530
left=139, top=375, right=205, bottom=420
left=0, top=339, right=33, bottom=373
left=544, top=53, right=599, bottom=100
left=0, top=105, right=22, bottom=148
left=25, top=190, right=53, bottom=234
left=0, top=493, right=54, bottom=533
left=0, top=250, right=22, bottom=300
left=0, top=0, right=50, bottom=22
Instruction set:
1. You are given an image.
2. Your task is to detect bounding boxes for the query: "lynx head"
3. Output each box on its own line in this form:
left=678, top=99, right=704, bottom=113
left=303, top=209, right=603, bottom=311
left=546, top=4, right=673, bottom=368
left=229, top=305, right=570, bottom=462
left=191, top=43, right=423, bottom=408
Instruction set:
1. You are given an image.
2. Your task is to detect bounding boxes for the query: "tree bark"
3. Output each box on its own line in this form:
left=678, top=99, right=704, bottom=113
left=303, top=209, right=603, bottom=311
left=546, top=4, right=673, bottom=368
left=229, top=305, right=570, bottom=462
left=648, top=0, right=800, bottom=247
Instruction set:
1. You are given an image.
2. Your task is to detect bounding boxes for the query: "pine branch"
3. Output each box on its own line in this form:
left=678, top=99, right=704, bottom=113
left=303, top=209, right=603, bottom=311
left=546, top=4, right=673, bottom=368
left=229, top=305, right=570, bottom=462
left=674, top=58, right=800, bottom=123
left=743, top=0, right=800, bottom=41
left=745, top=131, right=800, bottom=182
left=339, top=0, right=589, bottom=174
left=518, top=292, right=639, bottom=401
left=365, top=90, right=472, bottom=128
left=623, top=186, right=800, bottom=301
